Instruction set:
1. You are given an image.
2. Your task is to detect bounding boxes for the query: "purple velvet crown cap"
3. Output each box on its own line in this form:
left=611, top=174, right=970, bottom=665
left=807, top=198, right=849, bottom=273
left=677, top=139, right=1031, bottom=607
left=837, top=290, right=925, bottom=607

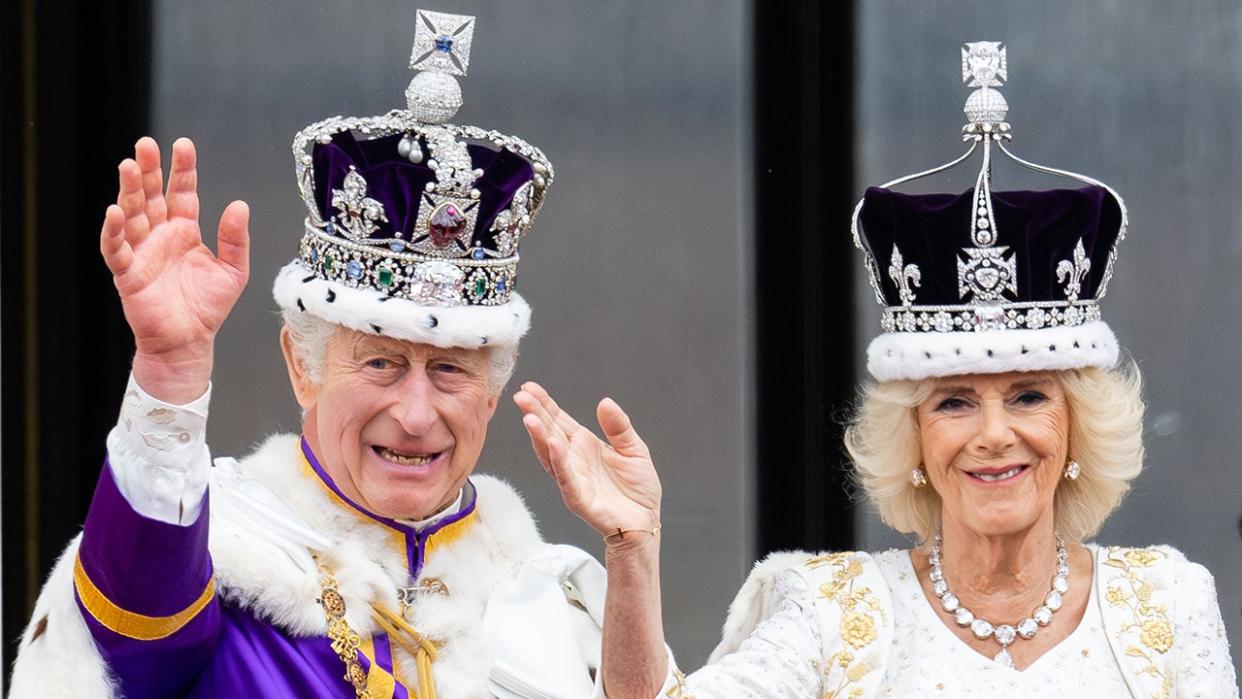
left=859, top=185, right=1124, bottom=308
left=313, top=130, right=536, bottom=251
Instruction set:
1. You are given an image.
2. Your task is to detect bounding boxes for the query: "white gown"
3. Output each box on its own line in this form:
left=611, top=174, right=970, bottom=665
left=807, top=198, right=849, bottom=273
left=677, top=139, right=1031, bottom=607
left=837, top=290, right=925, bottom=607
left=654, top=546, right=1237, bottom=698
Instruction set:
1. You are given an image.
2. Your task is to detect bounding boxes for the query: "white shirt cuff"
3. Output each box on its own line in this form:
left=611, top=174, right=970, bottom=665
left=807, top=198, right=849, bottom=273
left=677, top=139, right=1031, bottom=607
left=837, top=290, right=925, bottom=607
left=106, top=372, right=212, bottom=526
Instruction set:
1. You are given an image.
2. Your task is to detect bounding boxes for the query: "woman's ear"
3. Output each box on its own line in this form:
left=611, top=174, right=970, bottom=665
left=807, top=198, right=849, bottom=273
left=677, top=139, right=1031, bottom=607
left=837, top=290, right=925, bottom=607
left=280, top=326, right=318, bottom=411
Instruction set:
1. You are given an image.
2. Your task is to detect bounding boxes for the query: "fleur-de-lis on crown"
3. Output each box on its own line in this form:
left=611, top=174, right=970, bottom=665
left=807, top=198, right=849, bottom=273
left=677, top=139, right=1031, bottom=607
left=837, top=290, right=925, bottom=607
left=332, top=167, right=389, bottom=241
left=1056, top=238, right=1092, bottom=302
left=888, top=244, right=922, bottom=307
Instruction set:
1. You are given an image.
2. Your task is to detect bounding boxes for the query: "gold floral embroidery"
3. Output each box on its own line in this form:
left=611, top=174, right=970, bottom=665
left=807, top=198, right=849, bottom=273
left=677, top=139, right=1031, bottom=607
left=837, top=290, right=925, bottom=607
left=1103, top=546, right=1174, bottom=698
left=806, top=552, right=886, bottom=699
left=840, top=611, right=878, bottom=649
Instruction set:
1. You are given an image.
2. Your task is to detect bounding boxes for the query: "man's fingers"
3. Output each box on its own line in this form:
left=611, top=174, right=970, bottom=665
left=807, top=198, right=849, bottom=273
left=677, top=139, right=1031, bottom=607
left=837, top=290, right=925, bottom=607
left=597, top=397, right=650, bottom=456
left=216, top=200, right=250, bottom=282
left=515, top=385, right=570, bottom=443
left=520, top=381, right=585, bottom=435
left=134, top=137, right=168, bottom=227
left=544, top=430, right=588, bottom=507
left=116, top=159, right=151, bottom=245
left=99, top=205, right=134, bottom=275
left=166, top=137, right=200, bottom=221
left=520, top=412, right=554, bottom=475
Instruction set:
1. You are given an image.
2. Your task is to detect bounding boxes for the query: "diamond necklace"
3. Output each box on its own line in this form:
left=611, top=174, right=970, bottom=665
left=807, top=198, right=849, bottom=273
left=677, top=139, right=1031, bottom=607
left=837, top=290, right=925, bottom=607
left=928, top=533, right=1069, bottom=669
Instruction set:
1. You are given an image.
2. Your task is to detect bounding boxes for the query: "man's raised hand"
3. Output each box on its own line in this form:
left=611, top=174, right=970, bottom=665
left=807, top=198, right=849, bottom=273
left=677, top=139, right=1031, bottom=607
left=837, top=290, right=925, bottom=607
left=99, top=137, right=250, bottom=403
left=513, top=382, right=662, bottom=549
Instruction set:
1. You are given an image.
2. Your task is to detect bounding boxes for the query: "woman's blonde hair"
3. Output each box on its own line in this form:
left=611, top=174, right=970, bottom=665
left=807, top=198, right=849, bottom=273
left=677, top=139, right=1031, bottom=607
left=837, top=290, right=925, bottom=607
left=843, top=364, right=1145, bottom=543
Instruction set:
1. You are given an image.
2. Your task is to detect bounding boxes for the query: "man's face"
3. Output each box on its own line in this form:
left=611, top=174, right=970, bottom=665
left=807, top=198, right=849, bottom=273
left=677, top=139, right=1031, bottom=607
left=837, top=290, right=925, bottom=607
left=289, top=327, right=498, bottom=520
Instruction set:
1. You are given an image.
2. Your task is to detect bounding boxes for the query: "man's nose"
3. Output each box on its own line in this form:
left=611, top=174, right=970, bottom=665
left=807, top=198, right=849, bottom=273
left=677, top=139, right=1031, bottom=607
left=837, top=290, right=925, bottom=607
left=392, top=370, right=438, bottom=434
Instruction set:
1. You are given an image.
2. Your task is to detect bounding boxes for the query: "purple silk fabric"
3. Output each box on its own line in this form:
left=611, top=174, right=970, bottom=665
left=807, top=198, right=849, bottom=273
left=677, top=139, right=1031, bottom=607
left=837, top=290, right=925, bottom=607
left=859, top=186, right=1124, bottom=306
left=75, top=447, right=479, bottom=697
left=311, top=130, right=535, bottom=251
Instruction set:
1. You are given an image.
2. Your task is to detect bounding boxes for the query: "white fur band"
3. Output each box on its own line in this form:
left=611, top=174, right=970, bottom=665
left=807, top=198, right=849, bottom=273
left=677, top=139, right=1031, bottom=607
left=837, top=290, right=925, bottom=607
left=866, top=320, right=1119, bottom=381
left=272, top=261, right=531, bottom=349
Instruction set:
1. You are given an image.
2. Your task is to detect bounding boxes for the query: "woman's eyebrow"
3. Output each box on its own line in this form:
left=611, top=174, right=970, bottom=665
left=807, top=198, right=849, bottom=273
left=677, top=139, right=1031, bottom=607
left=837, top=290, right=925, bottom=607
left=931, top=385, right=974, bottom=397
left=1010, top=378, right=1053, bottom=391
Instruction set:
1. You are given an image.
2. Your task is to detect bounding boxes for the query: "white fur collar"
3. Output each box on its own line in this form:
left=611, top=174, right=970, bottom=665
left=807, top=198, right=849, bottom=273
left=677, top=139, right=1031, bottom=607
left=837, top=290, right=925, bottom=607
left=208, top=433, right=547, bottom=697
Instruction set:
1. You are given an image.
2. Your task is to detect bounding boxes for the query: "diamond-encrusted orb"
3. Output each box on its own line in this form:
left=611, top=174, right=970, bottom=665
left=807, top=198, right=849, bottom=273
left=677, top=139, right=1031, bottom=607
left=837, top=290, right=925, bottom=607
left=971, top=619, right=994, bottom=639
left=954, top=607, right=974, bottom=626
left=1017, top=618, right=1039, bottom=639
left=406, top=70, right=463, bottom=124
left=994, top=624, right=1017, bottom=646
left=1033, top=606, right=1054, bottom=625
left=428, top=201, right=468, bottom=248
left=964, top=87, right=1009, bottom=124
left=940, top=592, right=960, bottom=613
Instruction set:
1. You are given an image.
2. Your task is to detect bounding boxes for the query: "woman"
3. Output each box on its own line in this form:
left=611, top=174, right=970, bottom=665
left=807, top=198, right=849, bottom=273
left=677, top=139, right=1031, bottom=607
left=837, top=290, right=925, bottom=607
left=513, top=44, right=1238, bottom=698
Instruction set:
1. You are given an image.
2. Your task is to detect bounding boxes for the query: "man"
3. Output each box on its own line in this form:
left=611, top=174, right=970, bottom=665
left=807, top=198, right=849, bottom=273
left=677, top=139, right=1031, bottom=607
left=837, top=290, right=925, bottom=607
left=11, top=10, right=604, bottom=698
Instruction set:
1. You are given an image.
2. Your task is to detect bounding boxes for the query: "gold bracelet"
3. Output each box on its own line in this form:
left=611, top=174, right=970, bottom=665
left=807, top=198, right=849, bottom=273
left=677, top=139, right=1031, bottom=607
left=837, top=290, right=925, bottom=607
left=602, top=524, right=662, bottom=542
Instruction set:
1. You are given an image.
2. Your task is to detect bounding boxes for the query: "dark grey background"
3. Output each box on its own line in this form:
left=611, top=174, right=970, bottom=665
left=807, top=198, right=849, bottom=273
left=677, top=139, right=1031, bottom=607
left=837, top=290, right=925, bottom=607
left=151, top=0, right=752, bottom=667
left=855, top=1, right=1242, bottom=677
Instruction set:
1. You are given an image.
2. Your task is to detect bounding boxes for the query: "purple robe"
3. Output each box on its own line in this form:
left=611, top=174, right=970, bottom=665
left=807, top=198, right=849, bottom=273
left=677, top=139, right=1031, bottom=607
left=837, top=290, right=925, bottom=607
left=73, top=438, right=475, bottom=698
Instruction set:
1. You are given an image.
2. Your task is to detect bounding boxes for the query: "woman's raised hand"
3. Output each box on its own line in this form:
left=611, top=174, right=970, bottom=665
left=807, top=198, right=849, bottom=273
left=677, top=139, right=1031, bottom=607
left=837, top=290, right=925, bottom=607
left=99, top=137, right=250, bottom=403
left=514, top=382, right=662, bottom=546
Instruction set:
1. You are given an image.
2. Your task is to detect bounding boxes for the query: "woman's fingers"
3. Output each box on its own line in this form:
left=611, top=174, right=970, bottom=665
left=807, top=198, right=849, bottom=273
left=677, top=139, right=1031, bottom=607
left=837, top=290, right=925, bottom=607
left=216, top=200, right=251, bottom=283
left=166, top=137, right=200, bottom=221
left=134, top=137, right=168, bottom=227
left=99, top=205, right=134, bottom=275
left=116, top=159, right=151, bottom=246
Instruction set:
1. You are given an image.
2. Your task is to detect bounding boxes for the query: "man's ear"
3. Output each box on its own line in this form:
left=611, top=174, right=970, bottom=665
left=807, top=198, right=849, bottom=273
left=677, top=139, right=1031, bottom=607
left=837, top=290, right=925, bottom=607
left=280, top=326, right=318, bottom=411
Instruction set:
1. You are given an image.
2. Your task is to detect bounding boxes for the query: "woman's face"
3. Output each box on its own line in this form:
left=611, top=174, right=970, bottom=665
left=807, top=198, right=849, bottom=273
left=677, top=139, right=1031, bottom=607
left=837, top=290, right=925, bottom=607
left=915, top=371, right=1070, bottom=538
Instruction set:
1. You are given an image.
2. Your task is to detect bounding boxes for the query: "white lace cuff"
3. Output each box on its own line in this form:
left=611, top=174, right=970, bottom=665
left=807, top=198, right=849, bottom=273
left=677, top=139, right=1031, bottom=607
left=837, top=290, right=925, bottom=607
left=105, top=372, right=212, bottom=526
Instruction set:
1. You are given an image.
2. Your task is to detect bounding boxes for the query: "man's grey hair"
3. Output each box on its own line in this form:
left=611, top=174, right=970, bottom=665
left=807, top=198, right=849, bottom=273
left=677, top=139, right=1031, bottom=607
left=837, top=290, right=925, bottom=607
left=280, top=309, right=518, bottom=395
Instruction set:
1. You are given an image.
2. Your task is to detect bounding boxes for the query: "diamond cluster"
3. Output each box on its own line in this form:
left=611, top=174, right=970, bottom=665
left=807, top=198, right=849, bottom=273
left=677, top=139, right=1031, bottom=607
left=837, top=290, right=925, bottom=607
left=300, top=223, right=517, bottom=307
left=881, top=301, right=1100, bottom=334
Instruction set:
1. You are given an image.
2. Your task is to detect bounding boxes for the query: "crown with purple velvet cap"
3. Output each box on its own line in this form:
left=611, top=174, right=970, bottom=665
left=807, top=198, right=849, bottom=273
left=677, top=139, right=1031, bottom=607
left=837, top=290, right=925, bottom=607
left=273, top=10, right=553, bottom=349
left=851, top=41, right=1129, bottom=382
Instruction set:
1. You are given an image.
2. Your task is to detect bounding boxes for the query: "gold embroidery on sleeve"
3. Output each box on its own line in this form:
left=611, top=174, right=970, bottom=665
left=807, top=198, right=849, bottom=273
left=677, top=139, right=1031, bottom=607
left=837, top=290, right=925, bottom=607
left=1102, top=546, right=1174, bottom=698
left=806, top=552, right=886, bottom=699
